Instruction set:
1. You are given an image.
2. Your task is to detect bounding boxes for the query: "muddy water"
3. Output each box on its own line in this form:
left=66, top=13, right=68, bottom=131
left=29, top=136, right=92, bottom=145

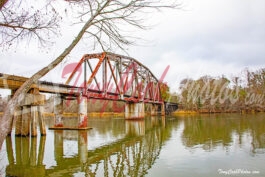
left=0, top=113, right=265, bottom=176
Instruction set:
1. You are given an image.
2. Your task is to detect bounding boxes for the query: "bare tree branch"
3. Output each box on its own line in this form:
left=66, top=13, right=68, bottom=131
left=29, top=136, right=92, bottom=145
left=0, top=0, right=61, bottom=48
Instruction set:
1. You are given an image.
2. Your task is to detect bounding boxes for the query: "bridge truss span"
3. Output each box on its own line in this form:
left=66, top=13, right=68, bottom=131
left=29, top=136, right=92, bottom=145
left=65, top=52, right=163, bottom=104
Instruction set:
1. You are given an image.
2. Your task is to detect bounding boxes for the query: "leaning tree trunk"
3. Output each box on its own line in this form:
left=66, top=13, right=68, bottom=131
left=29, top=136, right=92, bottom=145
left=0, top=16, right=97, bottom=149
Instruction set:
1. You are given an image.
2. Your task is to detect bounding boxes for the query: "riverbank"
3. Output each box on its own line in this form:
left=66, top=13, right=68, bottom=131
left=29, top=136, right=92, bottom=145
left=0, top=111, right=195, bottom=117
left=1, top=110, right=263, bottom=118
left=0, top=112, right=124, bottom=118
left=0, top=111, right=166, bottom=118
left=172, top=109, right=264, bottom=115
left=43, top=112, right=124, bottom=118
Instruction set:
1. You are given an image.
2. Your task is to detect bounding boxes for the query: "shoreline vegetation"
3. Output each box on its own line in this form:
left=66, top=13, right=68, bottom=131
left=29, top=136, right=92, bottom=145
left=0, top=110, right=264, bottom=119
left=0, top=109, right=263, bottom=118
left=174, top=68, right=265, bottom=114
left=0, top=108, right=261, bottom=119
left=172, top=109, right=263, bottom=115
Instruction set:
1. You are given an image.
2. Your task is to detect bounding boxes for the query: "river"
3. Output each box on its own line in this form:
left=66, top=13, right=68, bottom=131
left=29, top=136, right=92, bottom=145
left=0, top=113, right=264, bottom=177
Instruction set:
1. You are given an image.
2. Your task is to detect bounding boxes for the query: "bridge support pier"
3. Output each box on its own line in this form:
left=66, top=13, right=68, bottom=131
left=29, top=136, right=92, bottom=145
left=78, top=95, right=88, bottom=128
left=31, top=106, right=38, bottom=136
left=15, top=107, right=22, bottom=136
left=151, top=104, right=158, bottom=116
left=161, top=102, right=165, bottom=116
left=54, top=95, right=64, bottom=127
left=14, top=105, right=46, bottom=137
left=21, top=106, right=30, bottom=136
left=125, top=102, right=145, bottom=119
left=38, top=106, right=46, bottom=135
left=50, top=94, right=90, bottom=130
left=13, top=93, right=46, bottom=136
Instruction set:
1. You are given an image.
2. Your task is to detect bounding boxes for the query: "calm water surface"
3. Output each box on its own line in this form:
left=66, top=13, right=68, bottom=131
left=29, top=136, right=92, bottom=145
left=0, top=113, right=265, bottom=177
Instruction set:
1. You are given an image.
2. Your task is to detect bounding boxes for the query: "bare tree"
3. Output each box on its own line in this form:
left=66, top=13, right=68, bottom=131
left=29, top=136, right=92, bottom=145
left=0, top=0, right=180, bottom=149
left=0, top=0, right=61, bottom=48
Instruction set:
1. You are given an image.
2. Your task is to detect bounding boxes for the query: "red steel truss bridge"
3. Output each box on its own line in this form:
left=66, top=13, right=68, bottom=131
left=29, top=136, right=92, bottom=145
left=63, top=52, right=167, bottom=103
left=1, top=52, right=167, bottom=103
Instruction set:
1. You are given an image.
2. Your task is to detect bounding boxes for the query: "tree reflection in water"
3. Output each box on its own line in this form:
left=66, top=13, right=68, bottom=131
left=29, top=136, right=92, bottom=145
left=181, top=114, right=265, bottom=154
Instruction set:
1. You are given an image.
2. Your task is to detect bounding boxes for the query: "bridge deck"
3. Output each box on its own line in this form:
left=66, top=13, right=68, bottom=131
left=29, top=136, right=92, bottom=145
left=0, top=73, right=79, bottom=94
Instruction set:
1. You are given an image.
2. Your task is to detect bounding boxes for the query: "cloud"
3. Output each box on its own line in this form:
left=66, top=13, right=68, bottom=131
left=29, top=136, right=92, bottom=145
left=129, top=0, right=265, bottom=88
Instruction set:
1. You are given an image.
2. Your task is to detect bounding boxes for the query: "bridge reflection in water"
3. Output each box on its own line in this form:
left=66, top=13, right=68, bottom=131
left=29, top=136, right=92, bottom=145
left=4, top=116, right=169, bottom=177
left=5, top=136, right=46, bottom=177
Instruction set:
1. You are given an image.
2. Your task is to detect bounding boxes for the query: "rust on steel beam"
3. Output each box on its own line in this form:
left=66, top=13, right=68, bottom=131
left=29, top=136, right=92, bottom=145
left=61, top=52, right=164, bottom=103
left=1, top=52, right=164, bottom=103
left=86, top=60, right=100, bottom=90
left=65, top=56, right=86, bottom=85
left=84, top=58, right=87, bottom=92
left=102, top=56, right=107, bottom=93
left=86, top=53, right=106, bottom=86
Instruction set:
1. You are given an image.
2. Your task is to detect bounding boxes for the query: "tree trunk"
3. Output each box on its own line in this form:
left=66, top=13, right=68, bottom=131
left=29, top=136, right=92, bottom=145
left=0, top=16, right=96, bottom=149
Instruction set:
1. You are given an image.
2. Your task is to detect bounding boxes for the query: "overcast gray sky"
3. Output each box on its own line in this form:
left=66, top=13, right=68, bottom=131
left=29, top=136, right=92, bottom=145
left=1, top=0, right=265, bottom=94
left=129, top=0, right=265, bottom=91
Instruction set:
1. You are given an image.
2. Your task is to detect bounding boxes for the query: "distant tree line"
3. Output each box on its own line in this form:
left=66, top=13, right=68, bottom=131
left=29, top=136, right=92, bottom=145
left=177, top=68, right=265, bottom=113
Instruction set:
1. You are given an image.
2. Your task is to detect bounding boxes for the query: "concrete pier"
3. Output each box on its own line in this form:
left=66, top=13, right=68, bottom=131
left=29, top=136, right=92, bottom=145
left=21, top=106, right=30, bottom=136
left=161, top=102, right=165, bottom=116
left=125, top=102, right=145, bottom=119
left=14, top=93, right=46, bottom=137
left=54, top=95, right=64, bottom=127
left=38, top=106, right=46, bottom=135
left=31, top=106, right=38, bottom=137
left=78, top=95, right=88, bottom=128
left=151, top=104, right=158, bottom=116
left=15, top=107, right=22, bottom=136
left=50, top=94, right=91, bottom=130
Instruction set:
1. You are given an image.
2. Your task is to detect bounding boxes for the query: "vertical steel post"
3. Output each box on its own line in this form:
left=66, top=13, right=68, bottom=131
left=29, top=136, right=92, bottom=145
left=119, top=58, right=124, bottom=100
left=84, top=59, right=87, bottom=95
left=102, top=57, right=107, bottom=94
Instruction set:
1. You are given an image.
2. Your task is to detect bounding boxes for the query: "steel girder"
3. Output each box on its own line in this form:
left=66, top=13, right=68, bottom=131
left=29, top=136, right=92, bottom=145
left=65, top=52, right=162, bottom=103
